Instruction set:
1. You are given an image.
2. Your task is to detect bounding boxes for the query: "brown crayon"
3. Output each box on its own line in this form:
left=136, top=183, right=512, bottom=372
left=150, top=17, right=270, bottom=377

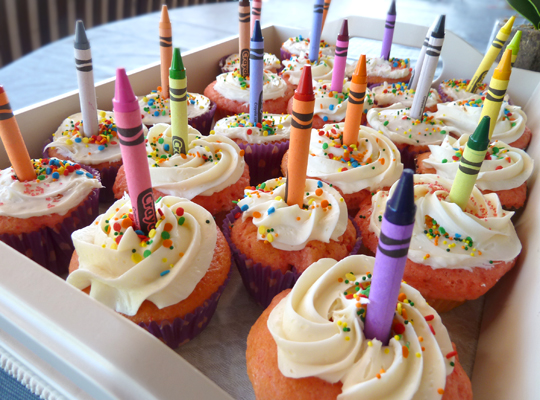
left=285, top=66, right=315, bottom=208
left=159, top=5, right=173, bottom=99
left=238, top=0, right=251, bottom=77
left=0, top=86, right=36, bottom=181
left=343, top=55, right=367, bottom=147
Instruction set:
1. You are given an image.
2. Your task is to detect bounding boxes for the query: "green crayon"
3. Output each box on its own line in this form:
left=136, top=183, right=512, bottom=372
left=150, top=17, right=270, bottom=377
left=448, top=116, right=491, bottom=210
left=507, top=30, right=522, bottom=67
left=169, top=47, right=188, bottom=155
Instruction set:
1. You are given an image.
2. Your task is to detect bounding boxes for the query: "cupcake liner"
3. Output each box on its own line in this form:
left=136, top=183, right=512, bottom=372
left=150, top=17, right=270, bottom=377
left=280, top=48, right=292, bottom=61
left=218, top=54, right=233, bottom=74
left=437, top=85, right=454, bottom=103
left=139, top=267, right=232, bottom=348
left=424, top=298, right=466, bottom=313
left=222, top=206, right=362, bottom=307
left=0, top=166, right=100, bottom=276
left=399, top=146, right=421, bottom=172
left=189, top=100, right=217, bottom=136
left=238, top=140, right=290, bottom=186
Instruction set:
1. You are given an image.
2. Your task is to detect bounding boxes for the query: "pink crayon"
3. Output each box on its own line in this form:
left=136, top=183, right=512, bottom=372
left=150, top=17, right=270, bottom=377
left=251, top=0, right=262, bottom=35
left=113, top=68, right=157, bottom=234
left=330, top=19, right=349, bottom=93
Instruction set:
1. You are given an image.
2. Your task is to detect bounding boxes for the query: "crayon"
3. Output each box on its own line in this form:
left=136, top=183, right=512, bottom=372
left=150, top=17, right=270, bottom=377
left=321, top=0, right=331, bottom=33
left=239, top=0, right=251, bottom=77
left=309, top=0, right=325, bottom=63
left=448, top=116, right=491, bottom=210
left=409, top=18, right=437, bottom=91
left=0, top=86, right=36, bottom=181
left=364, top=169, right=416, bottom=344
left=113, top=68, right=157, bottom=234
left=330, top=19, right=349, bottom=93
left=507, top=30, right=522, bottom=67
left=380, top=0, right=396, bottom=60
left=342, top=55, right=367, bottom=147
left=249, top=20, right=264, bottom=125
left=284, top=66, right=315, bottom=207
left=169, top=48, right=188, bottom=155
left=250, top=0, right=262, bottom=36
left=159, top=5, right=173, bottom=99
left=409, top=15, right=445, bottom=120
left=479, top=49, right=512, bottom=139
left=466, top=16, right=515, bottom=94
left=74, top=21, right=99, bottom=137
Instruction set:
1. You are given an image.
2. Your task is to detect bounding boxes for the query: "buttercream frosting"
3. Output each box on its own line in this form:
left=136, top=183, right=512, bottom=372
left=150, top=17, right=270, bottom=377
left=237, top=178, right=348, bottom=251
left=438, top=79, right=488, bottom=101
left=312, top=80, right=374, bottom=123
left=138, top=90, right=212, bottom=125
left=222, top=52, right=281, bottom=73
left=281, top=54, right=333, bottom=85
left=214, top=71, right=288, bottom=103
left=213, top=113, right=291, bottom=144
left=372, top=82, right=441, bottom=108
left=67, top=194, right=217, bottom=316
left=347, top=57, right=411, bottom=80
left=281, top=36, right=335, bottom=58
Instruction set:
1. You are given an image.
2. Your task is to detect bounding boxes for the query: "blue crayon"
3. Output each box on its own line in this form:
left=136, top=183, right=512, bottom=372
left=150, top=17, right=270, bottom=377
left=309, top=0, right=325, bottom=63
left=364, top=169, right=416, bottom=345
left=250, top=20, right=264, bottom=125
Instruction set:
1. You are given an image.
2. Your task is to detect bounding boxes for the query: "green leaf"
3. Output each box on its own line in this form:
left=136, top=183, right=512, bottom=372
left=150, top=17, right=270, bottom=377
left=507, top=0, right=540, bottom=29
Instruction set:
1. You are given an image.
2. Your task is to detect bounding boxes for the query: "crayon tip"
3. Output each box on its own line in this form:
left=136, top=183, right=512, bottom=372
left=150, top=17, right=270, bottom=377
left=508, top=30, right=522, bottom=54
left=338, top=19, right=349, bottom=40
left=160, top=5, right=171, bottom=24
left=385, top=169, right=416, bottom=226
left=113, top=68, right=138, bottom=112
left=501, top=16, right=515, bottom=34
left=169, top=48, right=186, bottom=79
left=0, top=86, right=4, bottom=95
left=388, top=0, right=396, bottom=16
left=431, top=15, right=445, bottom=39
left=74, top=20, right=90, bottom=50
left=352, top=54, right=367, bottom=84
left=295, top=65, right=315, bottom=101
left=252, top=20, right=263, bottom=41
left=494, top=48, right=512, bottom=80
left=468, top=116, right=491, bottom=151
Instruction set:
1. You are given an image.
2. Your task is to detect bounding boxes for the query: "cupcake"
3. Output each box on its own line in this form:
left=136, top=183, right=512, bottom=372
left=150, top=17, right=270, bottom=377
left=213, top=113, right=291, bottom=185
left=355, top=174, right=521, bottom=312
left=223, top=177, right=361, bottom=307
left=280, top=54, right=334, bottom=88
left=43, top=110, right=138, bottom=202
left=280, top=36, right=335, bottom=61
left=219, top=52, right=282, bottom=73
left=286, top=80, right=374, bottom=129
left=0, top=158, right=101, bottom=275
left=246, top=255, right=473, bottom=400
left=138, top=89, right=217, bottom=135
left=67, top=194, right=231, bottom=348
left=281, top=123, right=403, bottom=211
left=203, top=70, right=294, bottom=121
left=434, top=96, right=531, bottom=149
left=371, top=81, right=441, bottom=112
left=347, top=57, right=412, bottom=86
left=113, top=123, right=249, bottom=220
left=416, top=134, right=533, bottom=210
left=438, top=79, right=488, bottom=102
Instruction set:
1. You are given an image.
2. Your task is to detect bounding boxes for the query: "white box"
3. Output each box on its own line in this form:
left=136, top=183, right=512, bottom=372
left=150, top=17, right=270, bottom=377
left=2, top=17, right=539, bottom=399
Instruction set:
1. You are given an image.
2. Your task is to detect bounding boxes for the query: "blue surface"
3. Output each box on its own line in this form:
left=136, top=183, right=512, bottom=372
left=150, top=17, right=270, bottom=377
left=0, top=368, right=41, bottom=400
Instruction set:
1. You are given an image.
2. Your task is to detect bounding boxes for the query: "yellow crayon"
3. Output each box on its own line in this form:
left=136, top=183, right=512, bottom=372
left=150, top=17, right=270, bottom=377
left=467, top=16, right=514, bottom=93
left=479, top=49, right=512, bottom=139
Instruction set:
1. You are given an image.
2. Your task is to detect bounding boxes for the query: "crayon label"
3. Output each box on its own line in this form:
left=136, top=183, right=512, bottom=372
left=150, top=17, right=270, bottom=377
left=172, top=136, right=186, bottom=154
left=240, top=49, right=250, bottom=77
left=136, top=187, right=157, bottom=233
left=469, top=71, right=487, bottom=93
left=118, top=125, right=145, bottom=146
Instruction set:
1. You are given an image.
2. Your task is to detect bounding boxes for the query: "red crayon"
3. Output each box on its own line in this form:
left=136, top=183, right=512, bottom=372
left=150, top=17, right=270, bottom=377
left=113, top=68, right=157, bottom=234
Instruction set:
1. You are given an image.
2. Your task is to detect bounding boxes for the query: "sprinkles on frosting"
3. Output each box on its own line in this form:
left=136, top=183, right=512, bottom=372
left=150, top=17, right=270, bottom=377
left=211, top=112, right=287, bottom=137
left=377, top=108, right=447, bottom=143
left=140, top=87, right=210, bottom=118
left=441, top=78, right=487, bottom=95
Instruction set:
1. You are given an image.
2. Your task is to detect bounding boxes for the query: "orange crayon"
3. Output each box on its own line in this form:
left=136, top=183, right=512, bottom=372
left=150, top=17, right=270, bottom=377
left=285, top=66, right=315, bottom=208
left=0, top=86, right=36, bottom=181
left=343, top=55, right=367, bottom=147
left=321, top=0, right=332, bottom=33
left=159, top=5, right=173, bottom=99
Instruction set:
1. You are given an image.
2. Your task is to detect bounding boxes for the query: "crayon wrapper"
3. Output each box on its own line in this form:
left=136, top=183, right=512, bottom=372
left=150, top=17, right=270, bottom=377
left=330, top=38, right=349, bottom=93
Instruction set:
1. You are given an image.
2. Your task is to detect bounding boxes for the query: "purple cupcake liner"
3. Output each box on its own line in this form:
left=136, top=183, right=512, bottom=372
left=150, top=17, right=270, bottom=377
left=95, top=163, right=120, bottom=202
left=222, top=206, right=362, bottom=308
left=437, top=84, right=454, bottom=103
left=238, top=140, right=290, bottom=187
left=189, top=100, right=217, bottom=136
left=398, top=146, right=421, bottom=172
left=280, top=48, right=293, bottom=62
left=139, top=267, right=232, bottom=348
left=0, top=165, right=100, bottom=276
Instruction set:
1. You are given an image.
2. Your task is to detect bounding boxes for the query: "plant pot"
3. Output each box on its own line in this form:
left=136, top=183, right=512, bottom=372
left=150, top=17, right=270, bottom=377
left=492, top=17, right=540, bottom=72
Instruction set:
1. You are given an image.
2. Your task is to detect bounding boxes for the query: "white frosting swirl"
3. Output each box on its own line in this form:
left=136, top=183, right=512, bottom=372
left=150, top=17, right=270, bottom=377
left=213, top=113, right=291, bottom=144
left=307, top=123, right=403, bottom=194
left=214, top=71, right=288, bottom=103
left=438, top=79, right=487, bottom=101
left=0, top=158, right=102, bottom=218
left=67, top=195, right=217, bottom=316
left=369, top=174, right=521, bottom=270
left=146, top=124, right=245, bottom=198
left=346, top=57, right=411, bottom=80
left=222, top=52, right=281, bottom=73
left=281, top=54, right=334, bottom=85
left=45, top=111, right=144, bottom=164
left=367, top=104, right=455, bottom=146
left=313, top=80, right=374, bottom=122
left=237, top=178, right=347, bottom=251
left=372, top=82, right=441, bottom=108
left=281, top=36, right=335, bottom=57
left=434, top=98, right=527, bottom=145
left=138, top=92, right=212, bottom=125
left=423, top=134, right=534, bottom=191
left=268, top=255, right=455, bottom=399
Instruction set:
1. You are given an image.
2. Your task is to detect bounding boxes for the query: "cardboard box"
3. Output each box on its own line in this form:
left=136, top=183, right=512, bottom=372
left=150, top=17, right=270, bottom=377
left=1, top=17, right=538, bottom=399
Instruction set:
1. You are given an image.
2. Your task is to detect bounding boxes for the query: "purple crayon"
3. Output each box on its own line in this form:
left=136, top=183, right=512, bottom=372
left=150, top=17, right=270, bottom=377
left=308, top=0, right=325, bottom=63
left=330, top=19, right=349, bottom=93
left=364, top=169, right=416, bottom=345
left=380, top=0, right=396, bottom=60
left=113, top=68, right=157, bottom=235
